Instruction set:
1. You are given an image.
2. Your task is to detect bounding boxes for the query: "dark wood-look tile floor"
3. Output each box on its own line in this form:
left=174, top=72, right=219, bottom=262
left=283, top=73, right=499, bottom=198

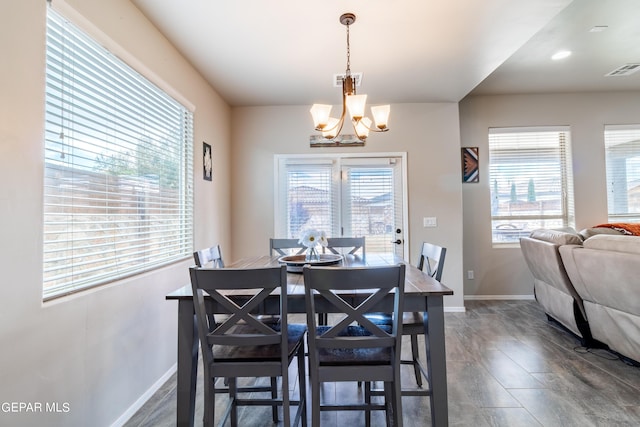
left=124, top=301, right=640, bottom=426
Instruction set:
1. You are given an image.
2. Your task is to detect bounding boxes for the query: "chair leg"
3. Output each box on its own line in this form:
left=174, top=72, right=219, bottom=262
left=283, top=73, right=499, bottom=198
left=383, top=380, right=403, bottom=427
left=410, top=333, right=423, bottom=387
left=229, top=378, right=238, bottom=427
left=318, top=312, right=328, bottom=326
left=383, top=382, right=392, bottom=426
left=282, top=369, right=291, bottom=427
left=392, top=365, right=403, bottom=427
left=365, top=381, right=371, bottom=427
left=271, top=376, right=279, bottom=422
left=297, top=346, right=308, bottom=427
left=311, top=376, right=321, bottom=427
left=204, top=376, right=215, bottom=427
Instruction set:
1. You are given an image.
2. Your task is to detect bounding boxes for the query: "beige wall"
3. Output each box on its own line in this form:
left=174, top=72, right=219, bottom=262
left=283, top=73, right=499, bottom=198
left=459, top=91, right=640, bottom=297
left=0, top=0, right=230, bottom=426
left=230, top=103, right=465, bottom=309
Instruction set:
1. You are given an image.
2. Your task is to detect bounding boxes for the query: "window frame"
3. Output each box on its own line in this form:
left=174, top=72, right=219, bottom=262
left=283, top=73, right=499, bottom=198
left=488, top=126, right=575, bottom=246
left=604, top=124, right=640, bottom=223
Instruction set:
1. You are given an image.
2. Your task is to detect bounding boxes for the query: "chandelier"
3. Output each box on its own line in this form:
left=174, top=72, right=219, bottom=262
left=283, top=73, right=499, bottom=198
left=310, top=13, right=390, bottom=142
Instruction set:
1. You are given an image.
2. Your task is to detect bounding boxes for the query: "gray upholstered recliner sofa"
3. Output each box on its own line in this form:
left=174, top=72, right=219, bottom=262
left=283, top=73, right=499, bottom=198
left=559, top=234, right=640, bottom=364
left=520, top=229, right=592, bottom=343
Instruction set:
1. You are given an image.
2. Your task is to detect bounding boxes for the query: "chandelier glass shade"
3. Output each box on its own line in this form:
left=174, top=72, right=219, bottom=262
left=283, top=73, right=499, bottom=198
left=310, top=13, right=390, bottom=141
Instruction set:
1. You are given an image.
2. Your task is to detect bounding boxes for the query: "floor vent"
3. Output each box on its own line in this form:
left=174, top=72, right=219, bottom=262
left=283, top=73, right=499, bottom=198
left=333, top=72, right=362, bottom=87
left=605, top=64, right=640, bottom=77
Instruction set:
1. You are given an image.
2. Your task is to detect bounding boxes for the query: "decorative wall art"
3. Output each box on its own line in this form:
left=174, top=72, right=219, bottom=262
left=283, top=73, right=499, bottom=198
left=203, top=142, right=212, bottom=181
left=310, top=134, right=365, bottom=148
left=461, top=147, right=479, bottom=183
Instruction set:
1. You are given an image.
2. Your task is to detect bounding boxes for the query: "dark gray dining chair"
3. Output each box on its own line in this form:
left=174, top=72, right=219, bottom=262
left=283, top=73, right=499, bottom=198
left=405, top=242, right=446, bottom=387
left=193, top=244, right=281, bottom=393
left=365, top=242, right=446, bottom=392
left=319, top=236, right=367, bottom=324
left=193, top=244, right=225, bottom=268
left=193, top=245, right=226, bottom=330
left=303, top=264, right=405, bottom=427
left=325, top=236, right=366, bottom=256
left=190, top=265, right=307, bottom=427
left=269, top=238, right=307, bottom=256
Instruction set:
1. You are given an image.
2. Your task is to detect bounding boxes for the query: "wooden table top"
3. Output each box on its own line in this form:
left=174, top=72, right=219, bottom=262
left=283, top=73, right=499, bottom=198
left=166, top=253, right=453, bottom=299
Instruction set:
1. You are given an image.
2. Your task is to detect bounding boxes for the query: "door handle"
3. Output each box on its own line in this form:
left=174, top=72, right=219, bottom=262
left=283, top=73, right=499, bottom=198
left=391, top=239, right=402, bottom=245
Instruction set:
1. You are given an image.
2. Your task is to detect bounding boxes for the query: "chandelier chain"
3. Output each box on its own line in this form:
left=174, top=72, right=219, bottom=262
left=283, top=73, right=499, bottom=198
left=345, top=23, right=351, bottom=76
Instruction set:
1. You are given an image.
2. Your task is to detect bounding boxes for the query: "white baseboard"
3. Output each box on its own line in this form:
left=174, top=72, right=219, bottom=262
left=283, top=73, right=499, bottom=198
left=111, top=363, right=177, bottom=427
left=444, top=306, right=466, bottom=312
left=464, top=295, right=535, bottom=301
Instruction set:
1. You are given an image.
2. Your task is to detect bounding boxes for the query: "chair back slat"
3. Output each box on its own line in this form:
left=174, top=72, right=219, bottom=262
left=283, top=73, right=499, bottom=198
left=269, top=238, right=306, bottom=256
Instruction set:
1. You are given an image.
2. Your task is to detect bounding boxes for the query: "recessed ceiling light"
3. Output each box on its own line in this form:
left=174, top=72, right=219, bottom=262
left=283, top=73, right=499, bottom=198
left=551, top=50, right=572, bottom=60
left=589, top=26, right=608, bottom=32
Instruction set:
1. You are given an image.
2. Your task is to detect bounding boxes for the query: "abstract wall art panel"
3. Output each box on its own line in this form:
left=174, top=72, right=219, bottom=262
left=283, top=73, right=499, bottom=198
left=462, top=147, right=479, bottom=183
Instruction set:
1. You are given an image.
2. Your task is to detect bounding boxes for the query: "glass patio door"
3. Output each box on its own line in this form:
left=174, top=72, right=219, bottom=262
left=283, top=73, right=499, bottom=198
left=275, top=154, right=407, bottom=258
left=340, top=158, right=405, bottom=257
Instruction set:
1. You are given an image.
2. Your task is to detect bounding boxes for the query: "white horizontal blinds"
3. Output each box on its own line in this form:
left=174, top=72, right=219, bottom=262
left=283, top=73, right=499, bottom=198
left=43, top=9, right=193, bottom=299
left=488, top=127, right=574, bottom=244
left=563, top=132, right=576, bottom=227
left=282, top=161, right=337, bottom=239
left=342, top=160, right=397, bottom=253
left=604, top=125, right=640, bottom=222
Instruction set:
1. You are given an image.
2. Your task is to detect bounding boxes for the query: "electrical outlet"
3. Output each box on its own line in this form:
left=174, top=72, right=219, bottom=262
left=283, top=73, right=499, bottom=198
left=467, top=270, right=474, bottom=280
left=423, top=217, right=437, bottom=227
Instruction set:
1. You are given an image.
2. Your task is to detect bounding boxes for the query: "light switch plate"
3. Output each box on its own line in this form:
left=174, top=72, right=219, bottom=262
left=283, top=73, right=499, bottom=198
left=423, top=217, right=437, bottom=227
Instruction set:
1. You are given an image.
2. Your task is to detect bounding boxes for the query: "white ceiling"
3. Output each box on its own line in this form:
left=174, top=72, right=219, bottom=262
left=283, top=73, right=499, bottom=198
left=131, top=0, right=640, bottom=107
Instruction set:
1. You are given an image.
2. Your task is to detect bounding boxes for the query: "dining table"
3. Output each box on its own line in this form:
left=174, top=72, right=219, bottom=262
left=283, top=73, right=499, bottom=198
left=166, top=252, right=454, bottom=426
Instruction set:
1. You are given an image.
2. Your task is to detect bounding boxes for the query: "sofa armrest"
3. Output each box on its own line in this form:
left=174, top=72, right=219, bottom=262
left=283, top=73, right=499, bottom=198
left=520, top=235, right=582, bottom=302
left=560, top=240, right=640, bottom=315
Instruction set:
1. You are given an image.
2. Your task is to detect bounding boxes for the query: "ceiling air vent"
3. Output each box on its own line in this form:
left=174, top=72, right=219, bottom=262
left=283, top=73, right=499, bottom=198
left=605, top=64, right=640, bottom=77
left=333, top=72, right=362, bottom=87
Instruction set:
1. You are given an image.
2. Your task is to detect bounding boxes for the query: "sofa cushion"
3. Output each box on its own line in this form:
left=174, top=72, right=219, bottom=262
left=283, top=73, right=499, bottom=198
left=529, top=228, right=583, bottom=246
left=579, top=226, right=624, bottom=240
left=583, top=234, right=640, bottom=255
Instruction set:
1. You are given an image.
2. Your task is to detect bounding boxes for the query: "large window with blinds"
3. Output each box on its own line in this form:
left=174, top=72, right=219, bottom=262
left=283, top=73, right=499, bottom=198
left=604, top=125, right=640, bottom=222
left=275, top=154, right=407, bottom=257
left=43, top=9, right=194, bottom=299
left=488, top=127, right=575, bottom=244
